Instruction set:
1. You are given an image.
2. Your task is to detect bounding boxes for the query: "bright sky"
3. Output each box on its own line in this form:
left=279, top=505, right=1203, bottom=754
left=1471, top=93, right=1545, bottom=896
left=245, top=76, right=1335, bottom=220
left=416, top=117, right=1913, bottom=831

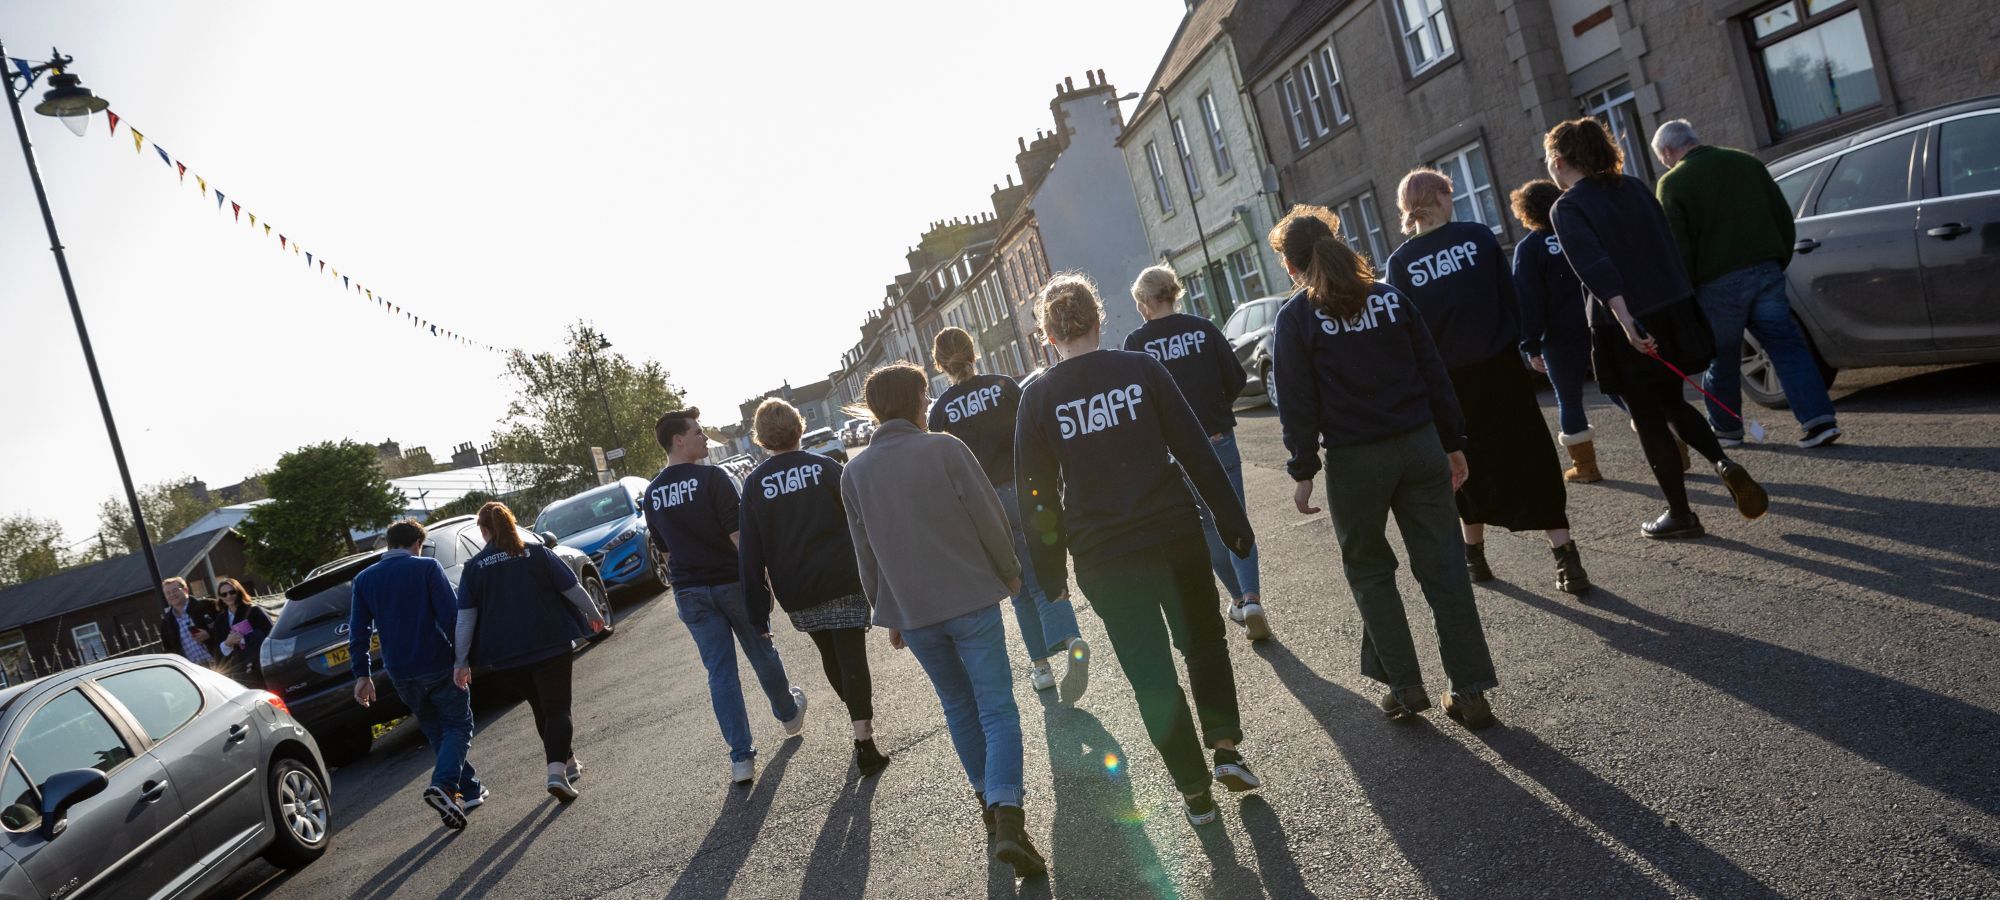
left=1, top=1, right=1182, bottom=541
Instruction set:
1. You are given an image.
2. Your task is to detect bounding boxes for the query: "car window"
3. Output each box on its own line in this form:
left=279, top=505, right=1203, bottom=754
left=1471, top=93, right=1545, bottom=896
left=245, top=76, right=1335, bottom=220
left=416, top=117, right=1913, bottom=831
left=96, top=667, right=204, bottom=744
left=1775, top=161, right=1825, bottom=217
left=1814, top=133, right=1916, bottom=215
left=1939, top=114, right=2000, bottom=198
left=12, top=690, right=132, bottom=784
left=2, top=760, right=37, bottom=832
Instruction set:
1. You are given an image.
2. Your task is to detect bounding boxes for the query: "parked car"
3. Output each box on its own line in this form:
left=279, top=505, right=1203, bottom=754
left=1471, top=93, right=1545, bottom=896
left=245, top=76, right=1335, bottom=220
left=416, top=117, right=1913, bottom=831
left=802, top=427, right=848, bottom=462
left=258, top=515, right=611, bottom=765
left=1751, top=94, right=2000, bottom=407
left=0, top=655, right=330, bottom=898
left=534, top=477, right=667, bottom=592
left=1222, top=295, right=1288, bottom=411
left=840, top=417, right=873, bottom=447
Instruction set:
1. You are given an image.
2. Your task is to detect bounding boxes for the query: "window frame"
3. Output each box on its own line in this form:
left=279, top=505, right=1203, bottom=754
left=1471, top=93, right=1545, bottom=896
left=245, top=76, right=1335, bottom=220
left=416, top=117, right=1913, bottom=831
left=1743, top=0, right=1887, bottom=143
left=1389, top=0, right=1460, bottom=80
left=1144, top=140, right=1177, bottom=216
left=1197, top=91, right=1235, bottom=179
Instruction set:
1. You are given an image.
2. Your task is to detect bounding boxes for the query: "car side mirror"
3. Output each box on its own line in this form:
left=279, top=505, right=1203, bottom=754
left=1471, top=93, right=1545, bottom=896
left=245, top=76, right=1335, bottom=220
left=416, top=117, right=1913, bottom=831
left=539, top=531, right=559, bottom=549
left=38, top=769, right=108, bottom=840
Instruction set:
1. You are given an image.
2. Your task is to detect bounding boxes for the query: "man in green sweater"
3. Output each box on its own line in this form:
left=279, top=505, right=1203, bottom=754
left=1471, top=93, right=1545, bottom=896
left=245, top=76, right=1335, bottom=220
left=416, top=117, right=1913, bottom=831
left=1653, top=118, right=1842, bottom=449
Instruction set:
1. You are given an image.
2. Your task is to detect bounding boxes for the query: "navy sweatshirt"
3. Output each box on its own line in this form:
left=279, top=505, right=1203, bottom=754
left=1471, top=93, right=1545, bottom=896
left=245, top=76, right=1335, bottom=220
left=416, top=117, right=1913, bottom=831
left=456, top=542, right=585, bottom=669
left=927, top=373, right=1021, bottom=487
left=1123, top=312, right=1247, bottom=436
left=1014, top=349, right=1253, bottom=599
left=1550, top=175, right=1694, bottom=317
left=1385, top=221, right=1521, bottom=369
left=1272, top=286, right=1467, bottom=482
left=642, top=462, right=740, bottom=588
left=739, top=450, right=864, bottom=632
left=1512, top=229, right=1590, bottom=356
left=348, top=550, right=458, bottom=679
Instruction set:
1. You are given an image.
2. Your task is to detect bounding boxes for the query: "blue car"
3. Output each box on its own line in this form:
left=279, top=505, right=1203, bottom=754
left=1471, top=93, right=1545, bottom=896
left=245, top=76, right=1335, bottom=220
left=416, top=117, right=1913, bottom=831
left=534, top=477, right=668, bottom=591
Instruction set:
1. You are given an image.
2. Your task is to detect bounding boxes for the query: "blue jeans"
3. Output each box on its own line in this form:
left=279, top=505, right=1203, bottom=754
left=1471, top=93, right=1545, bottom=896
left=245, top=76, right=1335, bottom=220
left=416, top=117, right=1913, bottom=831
left=1194, top=431, right=1262, bottom=601
left=674, top=581, right=799, bottom=763
left=899, top=605, right=1024, bottom=808
left=1696, top=261, right=1836, bottom=436
left=995, top=481, right=1081, bottom=660
left=390, top=670, right=480, bottom=796
left=1541, top=337, right=1594, bottom=437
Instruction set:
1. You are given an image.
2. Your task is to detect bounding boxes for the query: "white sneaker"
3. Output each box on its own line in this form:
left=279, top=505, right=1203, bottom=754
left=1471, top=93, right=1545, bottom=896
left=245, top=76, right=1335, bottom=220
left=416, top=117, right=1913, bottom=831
left=1058, top=639, right=1091, bottom=705
left=780, top=687, right=809, bottom=737
left=731, top=758, right=755, bottom=785
left=1029, top=663, right=1056, bottom=692
left=1234, top=602, right=1271, bottom=642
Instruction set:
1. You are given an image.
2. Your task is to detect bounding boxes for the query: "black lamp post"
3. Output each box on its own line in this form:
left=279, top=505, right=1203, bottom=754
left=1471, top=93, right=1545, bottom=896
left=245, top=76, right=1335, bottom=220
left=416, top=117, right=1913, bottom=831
left=1115, top=88, right=1228, bottom=320
left=3, top=44, right=167, bottom=604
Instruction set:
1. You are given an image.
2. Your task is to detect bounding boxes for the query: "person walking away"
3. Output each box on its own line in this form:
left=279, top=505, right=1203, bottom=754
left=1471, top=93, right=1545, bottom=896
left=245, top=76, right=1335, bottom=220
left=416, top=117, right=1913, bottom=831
left=1268, top=205, right=1501, bottom=728
left=212, top=576, right=272, bottom=686
left=349, top=520, right=485, bottom=828
left=842, top=363, right=1046, bottom=878
left=1510, top=180, right=1605, bottom=484
left=644, top=407, right=807, bottom=785
left=1123, top=267, right=1271, bottom=639
left=1547, top=116, right=1770, bottom=538
left=1016, top=275, right=1265, bottom=829
left=1388, top=170, right=1590, bottom=596
left=739, top=398, right=888, bottom=777
left=454, top=503, right=606, bottom=802
left=928, top=326, right=1091, bottom=700
left=158, top=577, right=221, bottom=668
left=1653, top=118, right=1841, bottom=449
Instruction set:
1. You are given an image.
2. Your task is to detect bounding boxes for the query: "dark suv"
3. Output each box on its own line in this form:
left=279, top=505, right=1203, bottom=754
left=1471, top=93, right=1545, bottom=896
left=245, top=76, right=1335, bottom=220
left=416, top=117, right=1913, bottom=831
left=257, top=515, right=610, bottom=764
left=1749, top=94, right=2000, bottom=406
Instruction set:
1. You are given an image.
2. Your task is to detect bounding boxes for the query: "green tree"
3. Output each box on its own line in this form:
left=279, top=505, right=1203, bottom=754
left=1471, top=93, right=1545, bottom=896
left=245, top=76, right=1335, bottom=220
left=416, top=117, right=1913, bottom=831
left=93, top=476, right=232, bottom=558
left=240, top=441, right=407, bottom=584
left=491, top=322, right=687, bottom=499
left=0, top=514, right=67, bottom=587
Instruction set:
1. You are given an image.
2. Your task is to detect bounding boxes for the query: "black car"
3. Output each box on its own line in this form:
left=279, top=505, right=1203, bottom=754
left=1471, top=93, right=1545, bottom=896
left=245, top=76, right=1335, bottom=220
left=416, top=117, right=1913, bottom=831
left=1222, top=295, right=1288, bottom=411
left=1749, top=93, right=2000, bottom=407
left=257, top=515, right=611, bottom=764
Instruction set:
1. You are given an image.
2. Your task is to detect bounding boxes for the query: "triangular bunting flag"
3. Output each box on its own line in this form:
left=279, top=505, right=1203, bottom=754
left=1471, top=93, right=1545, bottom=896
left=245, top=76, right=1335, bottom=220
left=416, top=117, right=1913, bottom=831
left=176, top=161, right=186, bottom=182
left=105, top=111, right=120, bottom=136
left=131, top=128, right=145, bottom=153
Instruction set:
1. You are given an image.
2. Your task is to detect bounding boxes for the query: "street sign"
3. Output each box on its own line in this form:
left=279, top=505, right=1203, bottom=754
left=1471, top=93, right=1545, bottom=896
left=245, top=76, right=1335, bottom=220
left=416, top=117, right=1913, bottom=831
left=590, top=446, right=607, bottom=471
left=605, top=447, right=626, bottom=461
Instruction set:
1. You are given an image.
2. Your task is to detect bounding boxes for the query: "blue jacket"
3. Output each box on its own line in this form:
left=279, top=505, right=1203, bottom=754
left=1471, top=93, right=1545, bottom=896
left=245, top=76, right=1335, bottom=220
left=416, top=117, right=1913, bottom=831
left=348, top=550, right=458, bottom=680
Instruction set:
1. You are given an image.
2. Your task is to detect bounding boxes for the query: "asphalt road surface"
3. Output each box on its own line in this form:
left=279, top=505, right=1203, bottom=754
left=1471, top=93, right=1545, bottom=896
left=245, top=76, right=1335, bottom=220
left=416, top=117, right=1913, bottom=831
left=214, top=363, right=2000, bottom=899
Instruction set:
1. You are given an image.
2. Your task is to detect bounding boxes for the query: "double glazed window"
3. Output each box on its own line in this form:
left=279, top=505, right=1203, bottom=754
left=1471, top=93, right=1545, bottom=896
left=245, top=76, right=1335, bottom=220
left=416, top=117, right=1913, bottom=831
left=1747, top=0, right=1880, bottom=138
left=1434, top=144, right=1504, bottom=233
left=1145, top=141, right=1176, bottom=216
left=1395, top=0, right=1456, bottom=75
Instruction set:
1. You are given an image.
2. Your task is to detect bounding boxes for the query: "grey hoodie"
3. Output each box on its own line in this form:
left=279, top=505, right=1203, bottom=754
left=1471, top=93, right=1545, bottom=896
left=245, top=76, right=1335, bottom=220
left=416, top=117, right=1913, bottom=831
left=839, top=419, right=1021, bottom=631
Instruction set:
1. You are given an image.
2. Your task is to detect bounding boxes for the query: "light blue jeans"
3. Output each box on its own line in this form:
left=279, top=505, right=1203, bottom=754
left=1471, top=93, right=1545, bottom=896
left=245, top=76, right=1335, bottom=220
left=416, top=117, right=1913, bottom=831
left=995, top=481, right=1081, bottom=661
left=674, top=581, right=799, bottom=763
left=390, top=669, right=480, bottom=796
left=899, top=605, right=1024, bottom=808
left=1696, top=261, right=1836, bottom=436
left=1195, top=431, right=1262, bottom=601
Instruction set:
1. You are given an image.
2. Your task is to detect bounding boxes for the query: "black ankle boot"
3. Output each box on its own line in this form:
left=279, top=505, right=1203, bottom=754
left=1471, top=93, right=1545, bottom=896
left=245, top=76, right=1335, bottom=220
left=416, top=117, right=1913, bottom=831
left=854, top=739, right=889, bottom=778
left=1465, top=542, right=1495, bottom=582
left=1551, top=541, right=1591, bottom=596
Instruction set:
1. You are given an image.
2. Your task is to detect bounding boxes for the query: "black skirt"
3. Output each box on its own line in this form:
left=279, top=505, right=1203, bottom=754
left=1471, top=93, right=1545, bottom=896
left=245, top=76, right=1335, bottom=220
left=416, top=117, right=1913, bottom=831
left=1590, top=295, right=1716, bottom=397
left=1449, top=350, right=1571, bottom=531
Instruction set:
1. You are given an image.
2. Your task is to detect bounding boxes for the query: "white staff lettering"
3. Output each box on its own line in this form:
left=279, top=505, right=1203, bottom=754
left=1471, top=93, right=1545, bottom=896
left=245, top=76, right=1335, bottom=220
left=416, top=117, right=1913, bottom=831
left=1316, top=290, right=1404, bottom=335
left=1142, top=330, right=1207, bottom=362
left=761, top=462, right=826, bottom=498
left=1054, top=384, right=1145, bottom=439
left=945, top=384, right=1005, bottom=423
left=1404, top=240, right=1480, bottom=287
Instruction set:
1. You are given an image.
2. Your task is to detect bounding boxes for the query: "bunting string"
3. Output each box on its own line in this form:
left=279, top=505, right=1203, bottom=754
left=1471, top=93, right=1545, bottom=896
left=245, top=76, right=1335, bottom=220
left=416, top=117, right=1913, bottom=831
left=46, top=94, right=503, bottom=354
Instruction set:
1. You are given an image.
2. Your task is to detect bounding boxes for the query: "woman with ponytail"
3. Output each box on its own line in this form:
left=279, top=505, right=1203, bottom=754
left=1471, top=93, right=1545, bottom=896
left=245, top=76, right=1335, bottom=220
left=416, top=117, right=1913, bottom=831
left=1015, top=273, right=1262, bottom=829
left=454, top=501, right=606, bottom=802
left=1387, top=168, right=1590, bottom=596
left=1123, top=267, right=1268, bottom=642
left=1269, top=205, right=1499, bottom=729
left=927, top=327, right=1090, bottom=701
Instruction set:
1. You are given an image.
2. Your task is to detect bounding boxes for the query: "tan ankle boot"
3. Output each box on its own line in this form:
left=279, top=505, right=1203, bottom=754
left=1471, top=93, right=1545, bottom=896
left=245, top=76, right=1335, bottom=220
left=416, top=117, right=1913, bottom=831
left=1559, top=430, right=1601, bottom=483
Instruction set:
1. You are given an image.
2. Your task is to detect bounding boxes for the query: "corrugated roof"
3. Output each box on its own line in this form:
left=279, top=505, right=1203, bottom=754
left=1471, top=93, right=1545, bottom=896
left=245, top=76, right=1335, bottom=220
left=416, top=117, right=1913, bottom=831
left=0, top=528, right=235, bottom=633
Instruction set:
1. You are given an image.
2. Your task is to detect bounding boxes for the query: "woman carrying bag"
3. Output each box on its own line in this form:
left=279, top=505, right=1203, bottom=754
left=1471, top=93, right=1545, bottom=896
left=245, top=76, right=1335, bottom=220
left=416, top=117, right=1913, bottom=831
left=454, top=502, right=606, bottom=802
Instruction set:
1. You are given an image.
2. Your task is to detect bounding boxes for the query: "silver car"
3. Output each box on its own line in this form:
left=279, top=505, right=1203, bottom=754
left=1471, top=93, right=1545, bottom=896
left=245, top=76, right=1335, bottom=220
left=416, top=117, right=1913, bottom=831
left=0, top=655, right=330, bottom=899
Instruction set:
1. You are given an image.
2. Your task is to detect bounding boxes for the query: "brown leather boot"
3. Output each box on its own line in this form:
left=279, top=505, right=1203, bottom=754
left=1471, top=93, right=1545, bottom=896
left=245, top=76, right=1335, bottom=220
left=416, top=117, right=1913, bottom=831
left=1560, top=431, right=1602, bottom=483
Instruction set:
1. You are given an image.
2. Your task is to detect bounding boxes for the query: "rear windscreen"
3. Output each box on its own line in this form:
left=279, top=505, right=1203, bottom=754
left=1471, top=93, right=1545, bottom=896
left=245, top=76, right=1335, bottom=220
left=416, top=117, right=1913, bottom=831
left=270, top=581, right=353, bottom=641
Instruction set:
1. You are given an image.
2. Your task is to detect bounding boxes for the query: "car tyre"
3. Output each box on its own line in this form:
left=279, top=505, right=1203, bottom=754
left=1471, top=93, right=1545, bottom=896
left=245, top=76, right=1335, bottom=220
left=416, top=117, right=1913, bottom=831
left=316, top=722, right=373, bottom=767
left=263, top=757, right=331, bottom=869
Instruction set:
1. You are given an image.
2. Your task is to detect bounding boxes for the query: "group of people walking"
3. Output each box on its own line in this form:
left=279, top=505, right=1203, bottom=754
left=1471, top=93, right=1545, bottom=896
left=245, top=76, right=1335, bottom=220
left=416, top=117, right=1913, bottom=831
left=313, top=113, right=1827, bottom=879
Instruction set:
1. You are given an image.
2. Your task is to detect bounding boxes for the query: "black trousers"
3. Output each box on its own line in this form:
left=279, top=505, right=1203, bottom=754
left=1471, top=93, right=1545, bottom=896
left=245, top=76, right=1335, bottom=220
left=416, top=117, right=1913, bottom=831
left=499, top=652, right=575, bottom=764
left=1075, top=534, right=1242, bottom=794
left=806, top=627, right=874, bottom=722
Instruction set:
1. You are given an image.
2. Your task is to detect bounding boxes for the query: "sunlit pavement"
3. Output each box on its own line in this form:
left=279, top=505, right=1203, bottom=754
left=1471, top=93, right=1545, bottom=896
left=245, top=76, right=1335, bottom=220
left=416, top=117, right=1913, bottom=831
left=215, top=364, right=2000, bottom=899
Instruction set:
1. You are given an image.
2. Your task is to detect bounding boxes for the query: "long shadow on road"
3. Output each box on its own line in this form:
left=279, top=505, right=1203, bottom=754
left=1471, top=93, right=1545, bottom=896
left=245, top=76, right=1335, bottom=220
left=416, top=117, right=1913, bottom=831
left=1256, top=640, right=1672, bottom=899
left=661, top=740, right=799, bottom=900
left=1490, top=582, right=2000, bottom=821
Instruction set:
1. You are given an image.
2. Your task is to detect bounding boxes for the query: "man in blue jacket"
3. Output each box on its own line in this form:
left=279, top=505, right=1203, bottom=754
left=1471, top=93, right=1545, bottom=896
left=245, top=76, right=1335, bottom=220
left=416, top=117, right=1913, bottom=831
left=350, top=519, right=483, bottom=829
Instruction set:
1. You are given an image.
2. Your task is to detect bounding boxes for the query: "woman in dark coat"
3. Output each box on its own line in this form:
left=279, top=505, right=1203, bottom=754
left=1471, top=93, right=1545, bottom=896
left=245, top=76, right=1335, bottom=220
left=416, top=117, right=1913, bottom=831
left=213, top=576, right=272, bottom=686
left=1387, top=168, right=1590, bottom=596
left=1543, top=117, right=1768, bottom=537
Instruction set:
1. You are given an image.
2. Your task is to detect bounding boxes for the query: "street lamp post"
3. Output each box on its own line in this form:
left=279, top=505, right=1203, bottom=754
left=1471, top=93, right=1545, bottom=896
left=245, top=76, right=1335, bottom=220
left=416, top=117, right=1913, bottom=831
left=3, top=43, right=167, bottom=604
left=1115, top=88, right=1227, bottom=321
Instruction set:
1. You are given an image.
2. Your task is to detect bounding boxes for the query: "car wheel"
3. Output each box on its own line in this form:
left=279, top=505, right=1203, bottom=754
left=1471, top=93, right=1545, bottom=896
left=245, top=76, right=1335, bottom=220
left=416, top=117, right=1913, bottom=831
left=263, top=757, right=331, bottom=869
left=1261, top=361, right=1279, bottom=413
left=316, top=722, right=373, bottom=767
left=585, top=576, right=613, bottom=641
